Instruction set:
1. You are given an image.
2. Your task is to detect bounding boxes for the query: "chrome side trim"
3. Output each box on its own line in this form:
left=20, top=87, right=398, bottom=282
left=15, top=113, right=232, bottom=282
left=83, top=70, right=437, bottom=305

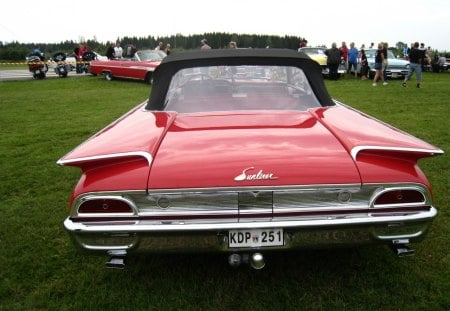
left=57, top=151, right=153, bottom=166
left=351, top=146, right=444, bottom=161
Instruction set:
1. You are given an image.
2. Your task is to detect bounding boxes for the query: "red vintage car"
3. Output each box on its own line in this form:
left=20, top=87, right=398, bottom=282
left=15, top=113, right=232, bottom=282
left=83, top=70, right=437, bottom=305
left=89, top=49, right=166, bottom=83
left=58, top=49, right=442, bottom=269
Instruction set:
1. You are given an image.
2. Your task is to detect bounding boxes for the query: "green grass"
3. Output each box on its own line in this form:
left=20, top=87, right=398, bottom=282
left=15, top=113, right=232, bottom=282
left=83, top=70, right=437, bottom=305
left=0, top=73, right=448, bottom=310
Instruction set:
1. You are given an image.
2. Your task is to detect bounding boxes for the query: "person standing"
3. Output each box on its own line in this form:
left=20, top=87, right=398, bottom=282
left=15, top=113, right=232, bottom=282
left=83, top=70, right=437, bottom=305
left=402, top=42, right=423, bottom=88
left=359, top=46, right=368, bottom=80
left=228, top=41, right=237, bottom=49
left=106, top=43, right=115, bottom=60
left=382, top=42, right=389, bottom=85
left=114, top=43, right=123, bottom=59
left=164, top=44, right=171, bottom=55
left=372, top=43, right=384, bottom=86
left=347, top=42, right=358, bottom=78
left=339, top=42, right=348, bottom=74
left=77, top=43, right=91, bottom=73
left=325, top=43, right=342, bottom=80
left=201, top=39, right=211, bottom=50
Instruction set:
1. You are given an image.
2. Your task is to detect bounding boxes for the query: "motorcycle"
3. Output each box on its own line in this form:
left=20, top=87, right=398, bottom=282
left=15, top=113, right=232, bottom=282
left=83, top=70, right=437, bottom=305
left=51, top=52, right=71, bottom=78
left=76, top=51, right=96, bottom=74
left=26, top=53, right=48, bottom=79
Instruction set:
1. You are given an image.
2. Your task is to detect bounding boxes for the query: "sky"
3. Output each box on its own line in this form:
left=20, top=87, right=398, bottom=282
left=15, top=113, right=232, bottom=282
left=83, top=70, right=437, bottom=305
left=1, top=0, right=450, bottom=51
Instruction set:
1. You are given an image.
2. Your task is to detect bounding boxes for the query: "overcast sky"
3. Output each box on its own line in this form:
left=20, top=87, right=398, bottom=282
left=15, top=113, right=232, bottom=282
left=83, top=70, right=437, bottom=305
left=1, top=0, right=449, bottom=51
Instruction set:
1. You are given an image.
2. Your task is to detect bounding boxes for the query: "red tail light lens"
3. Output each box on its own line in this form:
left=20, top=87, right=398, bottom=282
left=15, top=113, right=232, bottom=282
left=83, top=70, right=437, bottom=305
left=78, top=199, right=133, bottom=214
left=374, top=190, right=425, bottom=206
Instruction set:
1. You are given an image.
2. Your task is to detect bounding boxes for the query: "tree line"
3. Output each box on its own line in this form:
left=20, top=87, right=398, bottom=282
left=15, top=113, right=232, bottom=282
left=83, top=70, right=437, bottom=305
left=0, top=32, right=306, bottom=61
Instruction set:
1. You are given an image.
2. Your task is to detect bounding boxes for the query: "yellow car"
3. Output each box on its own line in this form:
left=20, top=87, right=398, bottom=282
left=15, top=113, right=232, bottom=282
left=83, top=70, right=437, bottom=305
left=299, top=47, right=346, bottom=76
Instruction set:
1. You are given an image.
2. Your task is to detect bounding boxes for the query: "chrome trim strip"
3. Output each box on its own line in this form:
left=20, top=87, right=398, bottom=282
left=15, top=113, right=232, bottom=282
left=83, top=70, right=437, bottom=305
left=146, top=184, right=362, bottom=194
left=57, top=151, right=153, bottom=166
left=82, top=244, right=134, bottom=251
left=64, top=207, right=437, bottom=232
left=351, top=146, right=444, bottom=160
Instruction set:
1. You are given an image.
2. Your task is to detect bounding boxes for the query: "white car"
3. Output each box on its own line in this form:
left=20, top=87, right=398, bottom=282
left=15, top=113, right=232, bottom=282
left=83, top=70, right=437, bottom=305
left=362, top=49, right=410, bottom=78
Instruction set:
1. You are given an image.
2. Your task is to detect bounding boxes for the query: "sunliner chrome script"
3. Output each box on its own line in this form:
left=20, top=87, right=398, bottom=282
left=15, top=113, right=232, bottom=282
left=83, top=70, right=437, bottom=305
left=234, top=167, right=278, bottom=181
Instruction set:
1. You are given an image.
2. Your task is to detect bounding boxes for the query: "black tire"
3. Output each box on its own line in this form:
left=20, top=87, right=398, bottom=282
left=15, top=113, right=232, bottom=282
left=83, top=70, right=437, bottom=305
left=145, top=72, right=153, bottom=84
left=104, top=72, right=113, bottom=81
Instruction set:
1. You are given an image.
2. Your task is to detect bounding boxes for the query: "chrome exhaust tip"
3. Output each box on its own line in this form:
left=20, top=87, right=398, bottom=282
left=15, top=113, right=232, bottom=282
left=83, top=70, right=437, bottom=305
left=391, top=239, right=415, bottom=258
left=106, top=256, right=126, bottom=269
left=250, top=253, right=265, bottom=270
left=106, top=250, right=127, bottom=269
left=395, top=246, right=415, bottom=257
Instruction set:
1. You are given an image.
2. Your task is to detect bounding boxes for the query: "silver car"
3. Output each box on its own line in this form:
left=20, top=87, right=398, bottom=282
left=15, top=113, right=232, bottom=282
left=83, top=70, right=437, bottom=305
left=364, top=49, right=410, bottom=79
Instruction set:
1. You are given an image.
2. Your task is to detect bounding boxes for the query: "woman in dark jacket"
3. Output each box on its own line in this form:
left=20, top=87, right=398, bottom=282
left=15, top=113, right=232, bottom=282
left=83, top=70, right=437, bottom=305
left=325, top=42, right=342, bottom=80
left=360, top=48, right=368, bottom=80
left=372, top=43, right=384, bottom=86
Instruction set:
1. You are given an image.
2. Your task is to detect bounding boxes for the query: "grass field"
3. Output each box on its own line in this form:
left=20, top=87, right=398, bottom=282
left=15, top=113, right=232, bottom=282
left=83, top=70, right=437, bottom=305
left=0, top=73, right=448, bottom=310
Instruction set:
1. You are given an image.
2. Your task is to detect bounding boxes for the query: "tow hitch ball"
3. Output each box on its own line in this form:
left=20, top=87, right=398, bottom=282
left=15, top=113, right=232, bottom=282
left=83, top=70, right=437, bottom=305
left=228, top=253, right=266, bottom=270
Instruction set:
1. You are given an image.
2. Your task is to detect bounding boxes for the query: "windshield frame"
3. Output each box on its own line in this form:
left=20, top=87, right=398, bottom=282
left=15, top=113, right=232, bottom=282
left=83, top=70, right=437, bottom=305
left=135, top=50, right=166, bottom=61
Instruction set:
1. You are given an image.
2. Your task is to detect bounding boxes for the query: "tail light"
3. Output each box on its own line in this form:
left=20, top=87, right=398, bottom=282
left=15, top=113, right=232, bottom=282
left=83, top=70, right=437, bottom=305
left=78, top=198, right=134, bottom=214
left=373, top=189, right=425, bottom=206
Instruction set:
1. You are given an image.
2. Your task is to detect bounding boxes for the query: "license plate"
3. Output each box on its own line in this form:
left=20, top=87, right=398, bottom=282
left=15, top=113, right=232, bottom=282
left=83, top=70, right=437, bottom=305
left=228, top=228, right=284, bottom=248
left=391, top=73, right=398, bottom=78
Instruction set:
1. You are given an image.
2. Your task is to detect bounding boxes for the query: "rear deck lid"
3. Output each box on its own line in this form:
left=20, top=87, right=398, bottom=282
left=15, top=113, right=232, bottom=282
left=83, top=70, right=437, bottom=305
left=148, top=111, right=361, bottom=189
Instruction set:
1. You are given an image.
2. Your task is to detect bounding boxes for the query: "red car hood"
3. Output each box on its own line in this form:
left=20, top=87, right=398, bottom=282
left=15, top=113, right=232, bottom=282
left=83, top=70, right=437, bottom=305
left=148, top=111, right=361, bottom=189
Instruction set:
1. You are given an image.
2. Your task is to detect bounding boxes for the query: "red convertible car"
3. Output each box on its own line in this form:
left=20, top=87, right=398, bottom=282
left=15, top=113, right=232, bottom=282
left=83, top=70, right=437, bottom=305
left=58, top=49, right=442, bottom=269
left=89, top=50, right=166, bottom=83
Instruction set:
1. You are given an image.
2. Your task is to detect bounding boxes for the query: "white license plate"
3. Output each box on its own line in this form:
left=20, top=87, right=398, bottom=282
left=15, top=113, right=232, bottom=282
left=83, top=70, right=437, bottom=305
left=391, top=73, right=398, bottom=78
left=228, top=228, right=284, bottom=248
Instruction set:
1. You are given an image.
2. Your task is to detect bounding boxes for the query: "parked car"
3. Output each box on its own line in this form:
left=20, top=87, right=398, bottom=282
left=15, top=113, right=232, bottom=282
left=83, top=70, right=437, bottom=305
left=362, top=49, right=410, bottom=78
left=58, top=49, right=442, bottom=269
left=300, top=47, right=346, bottom=76
left=89, top=50, right=166, bottom=83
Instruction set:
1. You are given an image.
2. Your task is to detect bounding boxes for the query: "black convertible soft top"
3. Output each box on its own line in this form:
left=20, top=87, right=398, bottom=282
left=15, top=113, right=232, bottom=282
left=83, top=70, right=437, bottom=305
left=146, top=48, right=334, bottom=110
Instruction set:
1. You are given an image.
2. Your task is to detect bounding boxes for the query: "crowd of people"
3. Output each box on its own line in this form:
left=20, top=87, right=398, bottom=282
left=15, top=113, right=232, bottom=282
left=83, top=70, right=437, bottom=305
left=321, top=40, right=446, bottom=88
left=32, top=37, right=447, bottom=87
left=105, top=42, right=138, bottom=59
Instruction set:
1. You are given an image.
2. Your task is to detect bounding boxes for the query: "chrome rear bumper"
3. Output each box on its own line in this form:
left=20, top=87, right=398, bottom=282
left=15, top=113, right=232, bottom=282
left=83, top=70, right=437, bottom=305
left=64, top=207, right=437, bottom=254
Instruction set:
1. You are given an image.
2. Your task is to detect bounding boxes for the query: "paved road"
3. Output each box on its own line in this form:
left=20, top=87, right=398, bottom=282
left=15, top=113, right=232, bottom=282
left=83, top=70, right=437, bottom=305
left=0, top=67, right=89, bottom=81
